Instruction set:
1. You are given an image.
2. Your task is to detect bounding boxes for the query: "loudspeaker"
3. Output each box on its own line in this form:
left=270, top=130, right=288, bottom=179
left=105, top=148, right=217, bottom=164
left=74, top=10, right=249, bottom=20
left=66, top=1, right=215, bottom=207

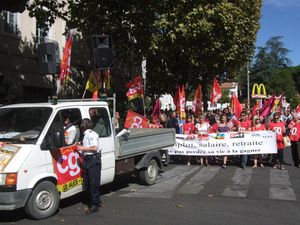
left=92, top=35, right=114, bottom=70
left=37, top=42, right=59, bottom=75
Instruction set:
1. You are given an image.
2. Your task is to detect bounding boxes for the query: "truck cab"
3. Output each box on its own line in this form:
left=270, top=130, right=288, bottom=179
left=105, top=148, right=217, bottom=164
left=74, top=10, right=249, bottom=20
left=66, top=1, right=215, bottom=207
left=0, top=101, right=116, bottom=219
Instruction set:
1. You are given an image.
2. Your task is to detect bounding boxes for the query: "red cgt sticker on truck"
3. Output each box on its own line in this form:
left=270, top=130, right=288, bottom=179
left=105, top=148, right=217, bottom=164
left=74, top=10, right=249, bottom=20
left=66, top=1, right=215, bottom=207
left=52, top=145, right=83, bottom=192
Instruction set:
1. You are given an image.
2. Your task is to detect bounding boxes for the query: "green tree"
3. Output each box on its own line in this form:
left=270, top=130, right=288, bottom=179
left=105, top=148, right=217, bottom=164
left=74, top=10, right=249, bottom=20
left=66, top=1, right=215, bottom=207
left=251, top=36, right=292, bottom=86
left=26, top=0, right=262, bottom=110
left=239, top=36, right=299, bottom=107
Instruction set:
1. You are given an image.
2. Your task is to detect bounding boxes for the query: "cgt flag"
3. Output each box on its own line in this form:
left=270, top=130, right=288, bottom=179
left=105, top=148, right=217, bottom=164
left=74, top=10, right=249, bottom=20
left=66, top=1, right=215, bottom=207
left=231, top=92, right=242, bottom=118
left=126, top=76, right=144, bottom=101
left=192, top=84, right=202, bottom=117
left=180, top=84, right=186, bottom=119
left=210, top=77, right=222, bottom=104
left=59, top=32, right=73, bottom=85
left=124, top=110, right=149, bottom=129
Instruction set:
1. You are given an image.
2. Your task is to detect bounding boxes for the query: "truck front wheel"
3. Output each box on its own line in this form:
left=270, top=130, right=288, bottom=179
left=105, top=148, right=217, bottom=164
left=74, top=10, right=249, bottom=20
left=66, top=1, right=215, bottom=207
left=139, top=159, right=159, bottom=185
left=25, top=181, right=59, bottom=219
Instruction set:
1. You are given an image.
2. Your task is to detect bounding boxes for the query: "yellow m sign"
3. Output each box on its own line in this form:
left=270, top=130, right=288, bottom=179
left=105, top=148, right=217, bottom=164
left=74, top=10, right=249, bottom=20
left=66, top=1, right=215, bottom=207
left=252, top=83, right=267, bottom=98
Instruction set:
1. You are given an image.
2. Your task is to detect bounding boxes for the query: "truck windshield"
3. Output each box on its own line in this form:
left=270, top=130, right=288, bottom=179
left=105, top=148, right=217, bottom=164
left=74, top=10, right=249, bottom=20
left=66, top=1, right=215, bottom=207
left=0, top=107, right=52, bottom=144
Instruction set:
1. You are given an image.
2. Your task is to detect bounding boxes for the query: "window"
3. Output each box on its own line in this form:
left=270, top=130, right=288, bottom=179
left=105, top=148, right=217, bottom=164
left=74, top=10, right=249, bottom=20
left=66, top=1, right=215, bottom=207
left=36, top=23, right=49, bottom=44
left=1, top=11, right=18, bottom=34
left=89, top=108, right=111, bottom=137
left=0, top=107, right=52, bottom=144
left=43, top=108, right=82, bottom=148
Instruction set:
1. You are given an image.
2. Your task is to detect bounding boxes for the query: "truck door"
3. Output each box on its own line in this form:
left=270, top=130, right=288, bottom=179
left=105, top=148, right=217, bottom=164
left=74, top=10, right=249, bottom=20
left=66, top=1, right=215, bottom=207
left=43, top=108, right=84, bottom=196
left=89, top=107, right=115, bottom=184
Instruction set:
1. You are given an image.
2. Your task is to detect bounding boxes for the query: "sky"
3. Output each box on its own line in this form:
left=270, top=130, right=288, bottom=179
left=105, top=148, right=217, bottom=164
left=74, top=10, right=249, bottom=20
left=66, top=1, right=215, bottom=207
left=256, top=0, right=300, bottom=66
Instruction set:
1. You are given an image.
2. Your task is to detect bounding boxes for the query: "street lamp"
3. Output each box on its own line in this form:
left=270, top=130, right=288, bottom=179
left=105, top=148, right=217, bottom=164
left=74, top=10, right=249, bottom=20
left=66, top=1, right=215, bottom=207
left=247, top=63, right=250, bottom=109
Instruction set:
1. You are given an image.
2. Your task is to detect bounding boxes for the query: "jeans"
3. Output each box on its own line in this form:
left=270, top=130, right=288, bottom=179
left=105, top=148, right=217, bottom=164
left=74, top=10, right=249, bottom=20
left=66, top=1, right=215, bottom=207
left=241, top=154, right=248, bottom=167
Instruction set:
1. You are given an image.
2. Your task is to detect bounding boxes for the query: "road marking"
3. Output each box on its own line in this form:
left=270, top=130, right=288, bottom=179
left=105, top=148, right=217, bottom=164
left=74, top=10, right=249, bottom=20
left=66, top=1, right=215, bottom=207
left=120, top=166, right=199, bottom=198
left=222, top=168, right=252, bottom=198
left=178, top=166, right=220, bottom=194
left=269, top=169, right=296, bottom=201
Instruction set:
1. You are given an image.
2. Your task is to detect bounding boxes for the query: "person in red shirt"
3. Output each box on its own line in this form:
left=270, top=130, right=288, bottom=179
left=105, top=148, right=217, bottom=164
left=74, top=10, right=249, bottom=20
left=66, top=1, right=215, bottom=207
left=237, top=111, right=252, bottom=169
left=210, top=114, right=232, bottom=168
left=183, top=115, right=196, bottom=135
left=268, top=112, right=286, bottom=169
left=251, top=118, right=266, bottom=168
left=183, top=115, right=196, bottom=166
left=289, top=113, right=300, bottom=167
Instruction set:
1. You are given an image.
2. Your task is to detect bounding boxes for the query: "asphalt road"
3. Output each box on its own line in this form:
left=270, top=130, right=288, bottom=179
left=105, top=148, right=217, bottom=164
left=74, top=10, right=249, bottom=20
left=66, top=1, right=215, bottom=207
left=1, top=162, right=300, bottom=225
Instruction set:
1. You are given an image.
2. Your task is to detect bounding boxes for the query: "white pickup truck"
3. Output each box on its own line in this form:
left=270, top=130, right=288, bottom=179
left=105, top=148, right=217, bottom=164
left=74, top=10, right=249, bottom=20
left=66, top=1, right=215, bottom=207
left=0, top=100, right=175, bottom=219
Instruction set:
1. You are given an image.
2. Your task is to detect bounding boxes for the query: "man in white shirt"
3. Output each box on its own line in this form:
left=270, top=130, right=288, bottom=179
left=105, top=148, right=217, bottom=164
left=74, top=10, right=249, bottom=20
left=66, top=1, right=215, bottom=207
left=63, top=114, right=77, bottom=145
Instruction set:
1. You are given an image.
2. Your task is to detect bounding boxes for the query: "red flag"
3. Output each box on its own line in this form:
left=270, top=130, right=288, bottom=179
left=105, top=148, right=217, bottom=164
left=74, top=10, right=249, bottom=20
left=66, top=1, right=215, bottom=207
left=231, top=92, right=242, bottom=118
left=151, top=98, right=161, bottom=120
left=173, top=86, right=181, bottom=114
left=180, top=84, right=186, bottom=119
left=251, top=100, right=261, bottom=117
left=52, top=146, right=83, bottom=192
left=92, top=90, right=98, bottom=100
left=260, top=94, right=275, bottom=117
left=104, top=70, right=111, bottom=90
left=210, top=77, right=222, bottom=104
left=126, top=76, right=144, bottom=101
left=296, top=104, right=300, bottom=114
left=192, top=84, right=202, bottom=116
left=59, top=32, right=73, bottom=84
left=124, top=110, right=149, bottom=129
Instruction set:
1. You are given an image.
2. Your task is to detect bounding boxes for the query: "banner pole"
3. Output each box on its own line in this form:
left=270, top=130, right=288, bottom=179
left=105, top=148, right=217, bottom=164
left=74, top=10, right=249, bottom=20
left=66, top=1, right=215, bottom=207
left=142, top=95, right=146, bottom=117
left=81, top=89, right=87, bottom=100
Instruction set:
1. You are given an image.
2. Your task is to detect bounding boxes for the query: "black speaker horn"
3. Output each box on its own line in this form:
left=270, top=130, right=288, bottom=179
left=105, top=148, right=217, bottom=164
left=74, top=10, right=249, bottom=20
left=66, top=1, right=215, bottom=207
left=92, top=35, right=114, bottom=70
left=37, top=42, right=60, bottom=75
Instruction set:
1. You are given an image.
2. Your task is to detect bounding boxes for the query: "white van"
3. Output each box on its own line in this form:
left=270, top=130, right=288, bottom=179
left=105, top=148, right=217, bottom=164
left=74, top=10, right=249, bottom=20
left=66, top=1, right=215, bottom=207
left=0, top=100, right=175, bottom=219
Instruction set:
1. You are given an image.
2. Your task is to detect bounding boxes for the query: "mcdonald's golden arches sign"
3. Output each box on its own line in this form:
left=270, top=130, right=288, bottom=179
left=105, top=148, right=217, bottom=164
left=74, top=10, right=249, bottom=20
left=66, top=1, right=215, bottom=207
left=252, top=83, right=267, bottom=98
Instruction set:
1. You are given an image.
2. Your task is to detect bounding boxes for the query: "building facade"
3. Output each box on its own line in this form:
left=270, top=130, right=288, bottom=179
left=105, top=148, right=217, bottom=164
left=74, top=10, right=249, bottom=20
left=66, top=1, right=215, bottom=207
left=0, top=9, right=67, bottom=104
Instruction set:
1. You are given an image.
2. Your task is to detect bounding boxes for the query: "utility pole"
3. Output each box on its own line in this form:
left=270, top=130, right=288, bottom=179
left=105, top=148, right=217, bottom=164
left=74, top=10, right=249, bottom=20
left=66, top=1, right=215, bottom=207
left=247, top=62, right=250, bottom=109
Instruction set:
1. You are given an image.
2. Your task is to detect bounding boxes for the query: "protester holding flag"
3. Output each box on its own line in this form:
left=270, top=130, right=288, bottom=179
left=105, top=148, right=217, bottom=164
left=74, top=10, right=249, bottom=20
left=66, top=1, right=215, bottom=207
left=268, top=112, right=286, bottom=170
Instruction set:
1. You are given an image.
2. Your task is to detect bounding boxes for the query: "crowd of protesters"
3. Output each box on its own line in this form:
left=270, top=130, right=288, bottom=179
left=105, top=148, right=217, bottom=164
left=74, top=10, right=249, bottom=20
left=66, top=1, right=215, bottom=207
left=149, top=106, right=300, bottom=170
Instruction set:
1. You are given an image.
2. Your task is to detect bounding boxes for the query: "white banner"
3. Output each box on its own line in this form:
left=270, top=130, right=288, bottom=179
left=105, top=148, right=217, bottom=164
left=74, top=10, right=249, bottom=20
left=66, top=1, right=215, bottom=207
left=168, top=131, right=277, bottom=156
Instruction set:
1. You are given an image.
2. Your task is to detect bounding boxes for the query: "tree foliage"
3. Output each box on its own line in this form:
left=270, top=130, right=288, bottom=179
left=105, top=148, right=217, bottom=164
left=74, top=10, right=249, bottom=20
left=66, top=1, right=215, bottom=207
left=26, top=0, right=262, bottom=109
left=239, top=36, right=299, bottom=108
